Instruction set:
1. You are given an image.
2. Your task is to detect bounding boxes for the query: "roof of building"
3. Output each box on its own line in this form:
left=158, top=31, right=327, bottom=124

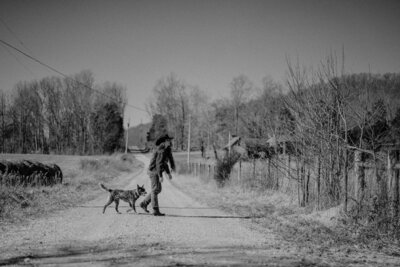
left=223, top=136, right=241, bottom=150
left=266, top=135, right=293, bottom=146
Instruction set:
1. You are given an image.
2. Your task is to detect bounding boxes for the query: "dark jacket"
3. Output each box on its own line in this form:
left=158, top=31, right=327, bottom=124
left=148, top=143, right=175, bottom=177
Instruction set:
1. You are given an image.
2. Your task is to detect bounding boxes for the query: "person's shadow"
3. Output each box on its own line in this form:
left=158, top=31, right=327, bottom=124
left=78, top=205, right=254, bottom=219
left=163, top=214, right=252, bottom=219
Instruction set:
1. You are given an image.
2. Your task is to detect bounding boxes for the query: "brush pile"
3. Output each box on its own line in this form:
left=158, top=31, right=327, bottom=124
left=0, top=160, right=63, bottom=186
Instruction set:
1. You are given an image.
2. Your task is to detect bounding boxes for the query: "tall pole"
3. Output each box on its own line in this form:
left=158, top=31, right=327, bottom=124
left=125, top=118, right=130, bottom=154
left=228, top=131, right=231, bottom=156
left=187, top=114, right=191, bottom=167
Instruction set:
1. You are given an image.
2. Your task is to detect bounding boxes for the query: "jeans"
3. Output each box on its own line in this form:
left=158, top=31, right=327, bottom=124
left=141, top=171, right=162, bottom=209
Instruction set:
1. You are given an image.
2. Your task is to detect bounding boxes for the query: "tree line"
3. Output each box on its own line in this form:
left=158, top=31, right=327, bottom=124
left=0, top=70, right=126, bottom=154
left=146, top=56, right=400, bottom=233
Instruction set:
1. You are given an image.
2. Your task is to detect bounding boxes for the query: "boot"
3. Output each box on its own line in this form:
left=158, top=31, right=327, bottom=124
left=140, top=202, right=150, bottom=213
left=153, top=207, right=165, bottom=216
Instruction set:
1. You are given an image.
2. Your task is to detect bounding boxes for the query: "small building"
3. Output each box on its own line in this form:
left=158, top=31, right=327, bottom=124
left=223, top=136, right=274, bottom=159
left=222, top=136, right=247, bottom=157
left=266, top=135, right=294, bottom=155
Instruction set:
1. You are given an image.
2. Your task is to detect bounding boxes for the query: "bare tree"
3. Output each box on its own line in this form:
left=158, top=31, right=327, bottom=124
left=230, top=75, right=253, bottom=136
left=146, top=73, right=188, bottom=149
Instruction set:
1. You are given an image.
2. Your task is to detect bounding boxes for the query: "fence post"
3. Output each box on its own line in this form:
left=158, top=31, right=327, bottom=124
left=252, top=158, right=256, bottom=180
left=355, top=150, right=365, bottom=205
left=315, top=156, right=321, bottom=210
left=300, top=158, right=305, bottom=206
left=275, top=156, right=280, bottom=190
left=388, top=150, right=400, bottom=220
left=344, top=149, right=349, bottom=213
left=238, top=160, right=241, bottom=182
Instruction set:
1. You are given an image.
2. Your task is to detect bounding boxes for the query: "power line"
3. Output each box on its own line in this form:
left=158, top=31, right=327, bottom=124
left=0, top=42, right=36, bottom=76
left=0, top=39, right=147, bottom=113
left=0, top=16, right=34, bottom=56
left=0, top=16, right=37, bottom=77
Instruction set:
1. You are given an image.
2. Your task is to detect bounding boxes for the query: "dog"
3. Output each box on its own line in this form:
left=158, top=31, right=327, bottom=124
left=100, top=183, right=147, bottom=214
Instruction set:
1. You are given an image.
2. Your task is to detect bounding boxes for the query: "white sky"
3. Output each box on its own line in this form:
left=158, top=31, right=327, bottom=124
left=1, top=0, right=399, bottom=126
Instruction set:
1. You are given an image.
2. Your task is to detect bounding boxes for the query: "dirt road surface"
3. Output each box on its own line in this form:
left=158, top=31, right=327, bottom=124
left=0, top=155, right=398, bottom=266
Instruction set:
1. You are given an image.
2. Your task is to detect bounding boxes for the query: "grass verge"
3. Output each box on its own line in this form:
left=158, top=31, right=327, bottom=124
left=172, top=170, right=400, bottom=258
left=0, top=153, right=143, bottom=227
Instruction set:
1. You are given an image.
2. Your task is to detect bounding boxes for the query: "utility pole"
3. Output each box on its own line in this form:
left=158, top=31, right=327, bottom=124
left=125, top=118, right=130, bottom=154
left=187, top=114, right=191, bottom=167
left=228, top=131, right=231, bottom=156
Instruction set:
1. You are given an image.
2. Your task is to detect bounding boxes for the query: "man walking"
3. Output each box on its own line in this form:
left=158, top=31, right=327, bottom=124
left=140, top=134, right=175, bottom=216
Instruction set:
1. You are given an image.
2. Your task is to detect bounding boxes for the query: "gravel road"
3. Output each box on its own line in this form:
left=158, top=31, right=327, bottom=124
left=1, top=155, right=398, bottom=266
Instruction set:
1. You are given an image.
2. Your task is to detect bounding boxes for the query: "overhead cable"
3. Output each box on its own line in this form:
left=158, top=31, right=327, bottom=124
left=0, top=16, right=34, bottom=56
left=0, top=39, right=147, bottom=113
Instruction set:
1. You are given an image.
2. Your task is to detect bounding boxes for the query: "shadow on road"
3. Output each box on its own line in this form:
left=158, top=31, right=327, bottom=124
left=76, top=205, right=220, bottom=210
left=129, top=212, right=254, bottom=219
left=164, top=214, right=252, bottom=219
left=76, top=205, right=252, bottom=219
left=0, top=243, right=323, bottom=266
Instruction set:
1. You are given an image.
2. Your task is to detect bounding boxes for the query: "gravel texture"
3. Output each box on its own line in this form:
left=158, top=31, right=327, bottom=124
left=1, top=154, right=399, bottom=266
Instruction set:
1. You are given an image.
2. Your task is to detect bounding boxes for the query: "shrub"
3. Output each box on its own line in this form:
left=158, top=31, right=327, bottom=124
left=214, top=151, right=240, bottom=187
left=0, top=160, right=63, bottom=186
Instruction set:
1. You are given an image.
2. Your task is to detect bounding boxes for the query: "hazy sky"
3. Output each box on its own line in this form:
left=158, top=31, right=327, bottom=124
left=1, top=0, right=400, bottom=126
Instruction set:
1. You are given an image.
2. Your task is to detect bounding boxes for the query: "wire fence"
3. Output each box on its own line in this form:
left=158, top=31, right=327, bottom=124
left=177, top=150, right=400, bottom=212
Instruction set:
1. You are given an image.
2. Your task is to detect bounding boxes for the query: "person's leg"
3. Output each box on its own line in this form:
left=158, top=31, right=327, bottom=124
left=140, top=171, right=163, bottom=215
left=140, top=172, right=156, bottom=212
left=150, top=173, right=164, bottom=216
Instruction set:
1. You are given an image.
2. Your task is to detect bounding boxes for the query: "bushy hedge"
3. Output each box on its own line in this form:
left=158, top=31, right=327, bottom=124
left=214, top=151, right=241, bottom=187
left=0, top=160, right=63, bottom=186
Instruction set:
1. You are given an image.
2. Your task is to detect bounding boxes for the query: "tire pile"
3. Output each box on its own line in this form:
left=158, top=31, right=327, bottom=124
left=0, top=160, right=63, bottom=186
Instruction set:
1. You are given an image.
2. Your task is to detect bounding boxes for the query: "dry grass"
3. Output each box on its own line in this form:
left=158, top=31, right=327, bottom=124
left=0, top=153, right=143, bottom=226
left=172, top=168, right=400, bottom=257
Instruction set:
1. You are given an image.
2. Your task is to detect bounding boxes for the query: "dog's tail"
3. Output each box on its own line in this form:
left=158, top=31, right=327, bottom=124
left=99, top=183, right=112, bottom=192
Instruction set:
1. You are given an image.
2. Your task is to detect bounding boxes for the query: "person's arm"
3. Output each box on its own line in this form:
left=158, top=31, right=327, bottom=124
left=161, top=163, right=172, bottom=180
left=162, top=162, right=170, bottom=175
left=166, top=147, right=175, bottom=172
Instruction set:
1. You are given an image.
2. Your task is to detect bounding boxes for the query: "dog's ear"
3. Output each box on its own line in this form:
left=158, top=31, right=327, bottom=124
left=142, top=184, right=144, bottom=188
left=137, top=184, right=140, bottom=189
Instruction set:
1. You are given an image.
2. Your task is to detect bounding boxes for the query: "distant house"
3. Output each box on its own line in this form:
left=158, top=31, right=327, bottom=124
left=266, top=135, right=295, bottom=155
left=223, top=136, right=275, bottom=159
left=223, top=136, right=241, bottom=150
left=222, top=136, right=244, bottom=156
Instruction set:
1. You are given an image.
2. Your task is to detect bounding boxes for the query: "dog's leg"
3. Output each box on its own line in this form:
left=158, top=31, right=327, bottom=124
left=103, top=197, right=113, bottom=214
left=126, top=201, right=133, bottom=213
left=131, top=200, right=137, bottom=213
left=114, top=199, right=121, bottom=214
